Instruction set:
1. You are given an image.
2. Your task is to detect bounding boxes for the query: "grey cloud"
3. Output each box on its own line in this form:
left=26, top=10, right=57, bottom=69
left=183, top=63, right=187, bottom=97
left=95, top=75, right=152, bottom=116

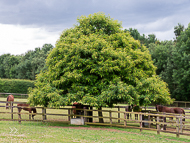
left=0, top=0, right=190, bottom=39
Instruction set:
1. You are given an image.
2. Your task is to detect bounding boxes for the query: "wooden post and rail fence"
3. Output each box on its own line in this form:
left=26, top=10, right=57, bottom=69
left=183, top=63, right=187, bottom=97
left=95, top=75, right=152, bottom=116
left=1, top=92, right=190, bottom=108
left=0, top=101, right=190, bottom=138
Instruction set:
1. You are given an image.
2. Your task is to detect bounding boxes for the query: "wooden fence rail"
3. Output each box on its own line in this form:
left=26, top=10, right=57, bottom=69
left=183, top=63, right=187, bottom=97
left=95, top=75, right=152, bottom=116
left=0, top=101, right=189, bottom=138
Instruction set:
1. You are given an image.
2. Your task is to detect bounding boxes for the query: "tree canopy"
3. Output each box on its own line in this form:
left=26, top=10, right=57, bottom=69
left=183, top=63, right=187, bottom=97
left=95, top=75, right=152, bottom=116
left=28, top=12, right=172, bottom=108
left=0, top=44, right=53, bottom=80
left=172, top=23, right=190, bottom=100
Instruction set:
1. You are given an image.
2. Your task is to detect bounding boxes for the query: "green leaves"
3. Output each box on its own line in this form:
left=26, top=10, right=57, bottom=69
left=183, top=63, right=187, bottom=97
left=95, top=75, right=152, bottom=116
left=28, top=12, right=172, bottom=108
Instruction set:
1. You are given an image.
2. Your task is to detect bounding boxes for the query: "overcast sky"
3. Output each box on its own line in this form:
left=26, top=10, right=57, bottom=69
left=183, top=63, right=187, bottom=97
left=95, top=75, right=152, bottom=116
left=0, top=0, right=190, bottom=55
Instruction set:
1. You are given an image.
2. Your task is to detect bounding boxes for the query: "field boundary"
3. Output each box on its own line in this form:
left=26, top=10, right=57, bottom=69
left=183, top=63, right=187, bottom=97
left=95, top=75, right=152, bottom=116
left=0, top=101, right=190, bottom=138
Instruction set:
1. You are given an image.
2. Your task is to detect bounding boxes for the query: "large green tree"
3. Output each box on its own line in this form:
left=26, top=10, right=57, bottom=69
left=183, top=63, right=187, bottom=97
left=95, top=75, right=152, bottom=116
left=28, top=12, right=172, bottom=109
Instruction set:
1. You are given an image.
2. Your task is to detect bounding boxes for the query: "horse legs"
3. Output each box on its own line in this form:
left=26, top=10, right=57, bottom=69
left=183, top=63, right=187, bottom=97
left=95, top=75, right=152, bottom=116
left=29, top=111, right=31, bottom=120
left=18, top=108, right=22, bottom=120
left=127, top=113, right=129, bottom=119
left=163, top=117, right=167, bottom=130
left=6, top=103, right=9, bottom=109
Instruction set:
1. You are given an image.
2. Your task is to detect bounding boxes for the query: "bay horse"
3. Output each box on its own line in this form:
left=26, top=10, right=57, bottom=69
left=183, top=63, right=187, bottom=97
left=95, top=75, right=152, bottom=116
left=6, top=95, right=14, bottom=109
left=17, top=104, right=37, bottom=120
left=125, top=105, right=132, bottom=119
left=155, top=104, right=185, bottom=121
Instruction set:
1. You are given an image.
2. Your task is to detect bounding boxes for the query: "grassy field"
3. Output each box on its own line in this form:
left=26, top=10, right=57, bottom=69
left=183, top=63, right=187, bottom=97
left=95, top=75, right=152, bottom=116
left=1, top=97, right=190, bottom=142
left=0, top=121, right=190, bottom=143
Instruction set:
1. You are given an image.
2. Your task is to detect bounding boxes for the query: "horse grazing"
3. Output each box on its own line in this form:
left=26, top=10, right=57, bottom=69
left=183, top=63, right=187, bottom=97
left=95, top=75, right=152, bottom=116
left=6, top=95, right=14, bottom=109
left=17, top=104, right=37, bottom=120
left=133, top=105, right=142, bottom=120
left=125, top=105, right=133, bottom=119
left=155, top=104, right=185, bottom=121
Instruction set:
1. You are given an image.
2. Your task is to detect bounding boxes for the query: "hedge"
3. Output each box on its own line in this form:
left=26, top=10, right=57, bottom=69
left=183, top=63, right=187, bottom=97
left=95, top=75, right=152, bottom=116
left=0, top=78, right=35, bottom=94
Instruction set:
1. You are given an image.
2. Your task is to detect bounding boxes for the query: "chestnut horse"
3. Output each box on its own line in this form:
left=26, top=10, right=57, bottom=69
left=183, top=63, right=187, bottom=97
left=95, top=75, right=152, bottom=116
left=17, top=104, right=37, bottom=120
left=155, top=104, right=185, bottom=121
left=6, top=95, right=14, bottom=109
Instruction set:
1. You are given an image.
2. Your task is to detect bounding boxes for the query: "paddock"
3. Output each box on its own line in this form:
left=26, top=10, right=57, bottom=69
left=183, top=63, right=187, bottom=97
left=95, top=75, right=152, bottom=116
left=0, top=98, right=190, bottom=138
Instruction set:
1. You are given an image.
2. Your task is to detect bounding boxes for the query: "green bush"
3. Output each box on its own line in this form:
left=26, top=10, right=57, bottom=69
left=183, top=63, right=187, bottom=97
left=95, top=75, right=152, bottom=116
left=0, top=78, right=35, bottom=94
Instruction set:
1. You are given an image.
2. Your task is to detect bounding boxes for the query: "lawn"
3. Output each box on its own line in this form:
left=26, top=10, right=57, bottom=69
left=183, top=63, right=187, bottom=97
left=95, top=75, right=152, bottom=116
left=0, top=121, right=190, bottom=143
left=1, top=97, right=190, bottom=142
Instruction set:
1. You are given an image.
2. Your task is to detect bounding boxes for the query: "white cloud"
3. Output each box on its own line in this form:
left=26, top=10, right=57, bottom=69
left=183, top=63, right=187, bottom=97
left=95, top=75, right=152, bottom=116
left=0, top=24, right=60, bottom=55
left=123, top=16, right=184, bottom=41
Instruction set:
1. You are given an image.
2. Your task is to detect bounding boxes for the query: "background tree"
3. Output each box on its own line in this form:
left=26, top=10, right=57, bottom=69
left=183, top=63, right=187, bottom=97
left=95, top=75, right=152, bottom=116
left=0, top=44, right=53, bottom=80
left=149, top=41, right=175, bottom=98
left=0, top=54, right=11, bottom=78
left=124, top=28, right=158, bottom=48
left=1, top=54, right=20, bottom=79
left=172, top=23, right=190, bottom=100
left=16, top=44, right=53, bottom=80
left=174, top=23, right=184, bottom=39
left=28, top=12, right=172, bottom=116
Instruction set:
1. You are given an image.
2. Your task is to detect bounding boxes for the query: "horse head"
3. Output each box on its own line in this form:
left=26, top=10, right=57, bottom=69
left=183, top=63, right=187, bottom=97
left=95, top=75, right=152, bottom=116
left=155, top=104, right=161, bottom=112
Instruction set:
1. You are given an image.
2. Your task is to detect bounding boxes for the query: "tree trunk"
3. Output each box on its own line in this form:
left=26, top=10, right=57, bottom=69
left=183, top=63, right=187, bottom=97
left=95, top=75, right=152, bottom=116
left=98, top=107, right=104, bottom=123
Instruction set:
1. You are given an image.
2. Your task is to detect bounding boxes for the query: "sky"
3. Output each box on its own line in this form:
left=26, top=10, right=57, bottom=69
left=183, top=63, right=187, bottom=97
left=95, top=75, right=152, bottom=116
left=0, top=0, right=190, bottom=55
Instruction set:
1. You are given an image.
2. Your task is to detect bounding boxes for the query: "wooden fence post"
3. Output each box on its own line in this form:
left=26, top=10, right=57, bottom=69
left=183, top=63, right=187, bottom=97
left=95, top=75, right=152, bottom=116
left=109, top=111, right=112, bottom=127
left=124, top=112, right=126, bottom=126
left=163, top=112, right=166, bottom=130
left=157, top=116, right=160, bottom=135
left=42, top=107, right=45, bottom=121
left=140, top=113, right=142, bottom=132
left=176, top=116, right=179, bottom=137
left=68, top=109, right=71, bottom=122
left=84, top=109, right=87, bottom=122
left=44, top=108, right=47, bottom=120
left=10, top=101, right=13, bottom=120
left=148, top=111, right=151, bottom=128
left=180, top=114, right=183, bottom=133
left=118, top=107, right=120, bottom=123
left=89, top=107, right=93, bottom=122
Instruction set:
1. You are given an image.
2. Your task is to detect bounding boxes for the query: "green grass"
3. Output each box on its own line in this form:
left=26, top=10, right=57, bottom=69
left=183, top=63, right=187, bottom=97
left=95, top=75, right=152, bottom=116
left=0, top=121, right=190, bottom=143
left=1, top=98, right=190, bottom=142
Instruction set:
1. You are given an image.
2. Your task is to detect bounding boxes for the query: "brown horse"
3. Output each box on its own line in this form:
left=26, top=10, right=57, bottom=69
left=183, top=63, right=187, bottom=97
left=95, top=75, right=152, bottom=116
left=125, top=105, right=133, bottom=119
left=155, top=104, right=185, bottom=121
left=17, top=104, right=37, bottom=120
left=6, top=95, right=14, bottom=109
